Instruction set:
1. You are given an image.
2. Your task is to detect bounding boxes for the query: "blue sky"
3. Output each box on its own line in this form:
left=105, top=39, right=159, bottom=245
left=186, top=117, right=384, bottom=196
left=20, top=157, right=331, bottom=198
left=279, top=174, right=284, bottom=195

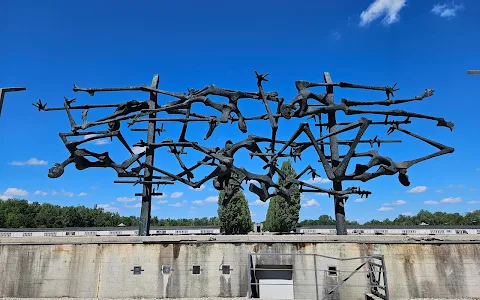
left=1, top=0, right=479, bottom=223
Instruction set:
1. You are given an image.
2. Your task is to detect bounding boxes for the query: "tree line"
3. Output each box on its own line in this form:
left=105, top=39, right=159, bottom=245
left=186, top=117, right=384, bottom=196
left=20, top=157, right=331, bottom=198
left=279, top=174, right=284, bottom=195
left=1, top=157, right=478, bottom=231
left=299, top=210, right=480, bottom=227
left=0, top=199, right=221, bottom=228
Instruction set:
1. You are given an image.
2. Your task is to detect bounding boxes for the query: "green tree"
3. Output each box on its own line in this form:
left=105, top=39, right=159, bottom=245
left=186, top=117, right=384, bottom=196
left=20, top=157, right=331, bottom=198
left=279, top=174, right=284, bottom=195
left=218, top=190, right=252, bottom=234
left=264, top=160, right=301, bottom=232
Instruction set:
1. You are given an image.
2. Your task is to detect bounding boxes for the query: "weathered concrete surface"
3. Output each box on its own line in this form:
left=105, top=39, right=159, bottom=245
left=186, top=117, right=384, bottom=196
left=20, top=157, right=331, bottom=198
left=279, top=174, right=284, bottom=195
left=0, top=235, right=479, bottom=299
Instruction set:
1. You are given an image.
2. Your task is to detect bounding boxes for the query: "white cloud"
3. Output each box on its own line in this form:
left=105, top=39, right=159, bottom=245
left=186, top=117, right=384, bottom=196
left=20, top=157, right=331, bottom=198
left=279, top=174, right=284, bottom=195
left=4, top=188, right=29, bottom=197
left=316, top=193, right=329, bottom=197
left=151, top=205, right=159, bottom=210
left=9, top=158, right=48, bottom=166
left=431, top=3, right=463, bottom=18
left=153, top=193, right=167, bottom=199
left=440, top=197, right=462, bottom=203
left=246, top=180, right=259, bottom=185
left=251, top=212, right=257, bottom=217
left=0, top=195, right=10, bottom=200
left=171, top=192, right=183, bottom=199
left=448, top=184, right=464, bottom=189
left=477, top=168, right=480, bottom=171
left=378, top=206, right=394, bottom=211
left=169, top=200, right=187, bottom=207
left=192, top=196, right=218, bottom=205
left=406, top=186, right=427, bottom=193
left=189, top=184, right=206, bottom=191
left=132, top=146, right=146, bottom=154
left=470, top=188, right=477, bottom=192
left=302, top=177, right=331, bottom=184
left=393, top=200, right=407, bottom=205
left=435, top=189, right=444, bottom=193
left=353, top=198, right=367, bottom=203
left=359, top=0, right=407, bottom=27
left=84, top=134, right=111, bottom=145
left=382, top=203, right=391, bottom=206
left=425, top=200, right=439, bottom=205
left=249, top=199, right=268, bottom=206
left=401, top=212, right=414, bottom=216
left=125, top=203, right=142, bottom=208
left=63, top=191, right=74, bottom=197
left=117, top=197, right=137, bottom=203
left=157, top=200, right=168, bottom=204
left=467, top=201, right=480, bottom=204
left=34, top=190, right=48, bottom=196
left=97, top=204, right=120, bottom=213
left=78, top=192, right=87, bottom=197
left=303, top=199, right=320, bottom=207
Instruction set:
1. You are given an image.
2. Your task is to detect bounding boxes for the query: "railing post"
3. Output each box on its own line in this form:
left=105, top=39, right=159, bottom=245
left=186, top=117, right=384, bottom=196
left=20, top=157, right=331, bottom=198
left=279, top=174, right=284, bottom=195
left=314, top=253, right=320, bottom=300
left=380, top=255, right=389, bottom=300
left=247, top=253, right=252, bottom=298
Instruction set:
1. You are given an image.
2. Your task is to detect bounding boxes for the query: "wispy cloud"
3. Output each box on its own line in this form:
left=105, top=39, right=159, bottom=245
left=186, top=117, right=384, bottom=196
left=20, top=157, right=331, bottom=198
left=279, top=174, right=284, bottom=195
left=153, top=193, right=167, bottom=199
left=168, top=200, right=187, bottom=207
left=249, top=199, right=268, bottom=206
left=52, top=189, right=74, bottom=197
left=192, top=196, right=218, bottom=205
left=125, top=203, right=142, bottom=208
left=424, top=197, right=462, bottom=204
left=189, top=184, right=206, bottom=191
left=467, top=200, right=480, bottom=204
left=251, top=212, right=257, bottom=217
left=116, top=197, right=137, bottom=203
left=353, top=198, right=367, bottom=203
left=84, top=134, right=111, bottom=145
left=440, top=197, right=462, bottom=203
left=393, top=200, right=407, bottom=205
left=171, top=192, right=183, bottom=199
left=302, top=177, right=331, bottom=184
left=316, top=193, right=329, bottom=197
left=78, top=192, right=87, bottom=197
left=359, top=0, right=407, bottom=27
left=382, top=203, right=391, bottom=206
left=97, top=204, right=120, bottom=213
left=157, top=200, right=168, bottom=204
left=470, top=188, right=477, bottom=192
left=34, top=190, right=48, bottom=196
left=431, top=3, right=464, bottom=18
left=401, top=212, right=414, bottom=216
left=9, top=158, right=48, bottom=166
left=303, top=199, right=320, bottom=207
left=378, top=206, right=394, bottom=211
left=330, top=30, right=341, bottom=41
left=407, top=186, right=427, bottom=193
left=435, top=189, right=444, bottom=193
left=448, top=184, right=464, bottom=189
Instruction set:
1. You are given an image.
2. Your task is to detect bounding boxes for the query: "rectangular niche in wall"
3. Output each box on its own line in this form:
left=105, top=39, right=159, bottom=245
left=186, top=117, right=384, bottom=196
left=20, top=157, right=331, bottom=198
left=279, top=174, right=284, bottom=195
left=192, top=265, right=201, bottom=274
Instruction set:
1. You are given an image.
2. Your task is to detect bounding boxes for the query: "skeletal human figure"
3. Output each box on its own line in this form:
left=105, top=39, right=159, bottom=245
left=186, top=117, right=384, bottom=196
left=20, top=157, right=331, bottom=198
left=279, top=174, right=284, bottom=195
left=48, top=131, right=146, bottom=178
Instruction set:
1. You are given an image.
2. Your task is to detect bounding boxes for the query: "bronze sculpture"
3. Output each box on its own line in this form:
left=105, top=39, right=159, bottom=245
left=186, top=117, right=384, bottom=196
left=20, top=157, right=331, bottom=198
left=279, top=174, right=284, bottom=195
left=37, top=72, right=454, bottom=235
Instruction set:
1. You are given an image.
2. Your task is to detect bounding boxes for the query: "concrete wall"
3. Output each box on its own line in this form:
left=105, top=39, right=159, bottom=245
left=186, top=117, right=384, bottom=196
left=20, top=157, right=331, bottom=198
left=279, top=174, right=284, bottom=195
left=0, top=235, right=479, bottom=299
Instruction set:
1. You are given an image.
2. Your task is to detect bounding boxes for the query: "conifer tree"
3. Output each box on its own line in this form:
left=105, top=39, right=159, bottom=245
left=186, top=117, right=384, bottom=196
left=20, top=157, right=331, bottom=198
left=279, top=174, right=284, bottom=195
left=263, top=160, right=301, bottom=232
left=217, top=189, right=252, bottom=234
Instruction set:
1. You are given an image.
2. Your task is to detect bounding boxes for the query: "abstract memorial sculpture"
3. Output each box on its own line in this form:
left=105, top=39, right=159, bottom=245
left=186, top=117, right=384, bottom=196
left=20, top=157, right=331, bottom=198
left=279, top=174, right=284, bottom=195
left=36, top=72, right=454, bottom=235
left=0, top=87, right=26, bottom=117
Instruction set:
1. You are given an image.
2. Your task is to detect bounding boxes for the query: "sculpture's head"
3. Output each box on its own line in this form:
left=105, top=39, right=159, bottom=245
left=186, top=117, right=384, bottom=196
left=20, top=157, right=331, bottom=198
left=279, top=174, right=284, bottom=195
left=48, top=163, right=64, bottom=178
left=398, top=169, right=410, bottom=186
left=279, top=104, right=295, bottom=119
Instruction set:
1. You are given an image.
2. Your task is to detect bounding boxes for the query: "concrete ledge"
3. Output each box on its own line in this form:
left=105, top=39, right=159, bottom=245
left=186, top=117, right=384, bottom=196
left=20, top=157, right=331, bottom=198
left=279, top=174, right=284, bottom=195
left=1, top=234, right=480, bottom=245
